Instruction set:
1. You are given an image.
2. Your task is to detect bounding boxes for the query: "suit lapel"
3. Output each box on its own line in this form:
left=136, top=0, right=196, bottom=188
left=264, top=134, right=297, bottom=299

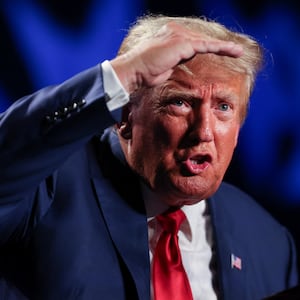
left=208, top=189, right=250, bottom=300
left=87, top=130, right=150, bottom=299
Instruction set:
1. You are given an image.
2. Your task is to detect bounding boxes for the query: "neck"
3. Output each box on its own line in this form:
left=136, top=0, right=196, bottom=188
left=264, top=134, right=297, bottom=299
left=140, top=181, right=171, bottom=217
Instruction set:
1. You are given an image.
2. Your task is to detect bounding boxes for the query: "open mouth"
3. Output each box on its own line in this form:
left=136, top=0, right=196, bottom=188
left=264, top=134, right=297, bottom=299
left=180, top=154, right=212, bottom=175
left=189, top=154, right=211, bottom=164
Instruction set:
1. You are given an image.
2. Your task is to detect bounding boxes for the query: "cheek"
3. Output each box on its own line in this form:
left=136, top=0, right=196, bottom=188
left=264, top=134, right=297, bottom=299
left=216, top=122, right=240, bottom=152
left=154, top=117, right=188, bottom=146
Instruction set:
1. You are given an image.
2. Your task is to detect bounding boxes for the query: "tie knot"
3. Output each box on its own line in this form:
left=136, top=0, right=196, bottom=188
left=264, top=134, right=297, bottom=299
left=156, top=209, right=186, bottom=234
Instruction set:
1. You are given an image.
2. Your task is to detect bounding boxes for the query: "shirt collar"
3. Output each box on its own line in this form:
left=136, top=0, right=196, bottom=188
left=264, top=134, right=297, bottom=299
left=181, top=201, right=207, bottom=242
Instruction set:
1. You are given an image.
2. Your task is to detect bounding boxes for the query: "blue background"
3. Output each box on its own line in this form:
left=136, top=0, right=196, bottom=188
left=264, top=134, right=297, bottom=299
left=1, top=0, right=300, bottom=257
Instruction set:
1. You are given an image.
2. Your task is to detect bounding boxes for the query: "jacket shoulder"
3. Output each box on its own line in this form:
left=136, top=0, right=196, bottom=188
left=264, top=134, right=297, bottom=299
left=210, top=182, right=292, bottom=242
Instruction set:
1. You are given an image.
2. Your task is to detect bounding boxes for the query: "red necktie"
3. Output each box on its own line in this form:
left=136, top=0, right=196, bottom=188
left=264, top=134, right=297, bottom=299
left=152, top=209, right=193, bottom=300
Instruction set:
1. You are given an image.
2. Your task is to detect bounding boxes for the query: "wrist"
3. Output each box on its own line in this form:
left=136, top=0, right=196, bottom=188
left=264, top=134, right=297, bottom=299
left=110, top=53, right=142, bottom=94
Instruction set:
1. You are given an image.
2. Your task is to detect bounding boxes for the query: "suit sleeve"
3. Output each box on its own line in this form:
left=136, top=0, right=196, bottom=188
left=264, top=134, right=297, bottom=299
left=0, top=64, right=118, bottom=243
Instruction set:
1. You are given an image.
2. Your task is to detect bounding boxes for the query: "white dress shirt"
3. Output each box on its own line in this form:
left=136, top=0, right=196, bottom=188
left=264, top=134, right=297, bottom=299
left=143, top=184, right=218, bottom=300
left=101, top=60, right=218, bottom=299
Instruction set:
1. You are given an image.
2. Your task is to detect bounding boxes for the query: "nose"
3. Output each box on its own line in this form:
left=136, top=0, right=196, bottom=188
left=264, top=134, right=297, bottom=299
left=187, top=105, right=214, bottom=145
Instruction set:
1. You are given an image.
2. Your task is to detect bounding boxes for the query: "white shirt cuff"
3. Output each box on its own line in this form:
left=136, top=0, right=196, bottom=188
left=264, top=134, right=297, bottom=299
left=101, top=60, right=129, bottom=111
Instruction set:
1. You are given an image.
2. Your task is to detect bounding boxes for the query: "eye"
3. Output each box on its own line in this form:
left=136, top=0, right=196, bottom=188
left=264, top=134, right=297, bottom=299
left=218, top=102, right=231, bottom=111
left=172, top=99, right=184, bottom=106
left=169, top=99, right=194, bottom=108
left=164, top=98, right=192, bottom=115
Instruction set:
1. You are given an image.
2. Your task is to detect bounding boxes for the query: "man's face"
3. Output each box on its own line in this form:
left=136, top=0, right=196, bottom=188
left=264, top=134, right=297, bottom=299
left=119, top=54, right=248, bottom=207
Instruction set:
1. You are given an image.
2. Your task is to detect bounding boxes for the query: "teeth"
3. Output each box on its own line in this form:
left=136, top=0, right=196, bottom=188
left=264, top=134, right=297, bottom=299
left=190, top=159, right=199, bottom=165
left=190, top=156, right=208, bottom=164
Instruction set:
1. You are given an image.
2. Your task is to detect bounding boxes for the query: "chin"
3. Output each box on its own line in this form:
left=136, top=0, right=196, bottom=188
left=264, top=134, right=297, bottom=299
left=162, top=194, right=205, bottom=208
left=161, top=175, right=221, bottom=204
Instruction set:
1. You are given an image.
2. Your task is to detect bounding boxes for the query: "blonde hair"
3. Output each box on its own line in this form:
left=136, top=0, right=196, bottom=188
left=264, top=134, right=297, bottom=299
left=118, top=14, right=264, bottom=121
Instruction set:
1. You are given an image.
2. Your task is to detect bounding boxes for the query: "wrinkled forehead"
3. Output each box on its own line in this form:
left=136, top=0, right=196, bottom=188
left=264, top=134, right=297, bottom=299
left=180, top=53, right=248, bottom=80
left=173, top=54, right=250, bottom=102
left=172, top=54, right=246, bottom=87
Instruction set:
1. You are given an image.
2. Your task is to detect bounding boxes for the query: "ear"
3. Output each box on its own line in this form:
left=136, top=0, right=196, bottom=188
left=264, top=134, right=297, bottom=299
left=117, top=105, right=133, bottom=140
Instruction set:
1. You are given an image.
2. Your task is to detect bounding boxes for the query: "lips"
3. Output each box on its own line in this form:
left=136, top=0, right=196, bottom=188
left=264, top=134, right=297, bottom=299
left=180, top=154, right=212, bottom=175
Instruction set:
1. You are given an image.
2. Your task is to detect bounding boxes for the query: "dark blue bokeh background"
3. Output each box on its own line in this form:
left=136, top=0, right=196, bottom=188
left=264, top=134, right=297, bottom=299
left=1, top=0, right=300, bottom=253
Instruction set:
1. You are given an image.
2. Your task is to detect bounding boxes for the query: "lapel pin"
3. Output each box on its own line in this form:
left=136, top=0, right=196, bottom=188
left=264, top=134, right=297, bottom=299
left=231, top=253, right=242, bottom=270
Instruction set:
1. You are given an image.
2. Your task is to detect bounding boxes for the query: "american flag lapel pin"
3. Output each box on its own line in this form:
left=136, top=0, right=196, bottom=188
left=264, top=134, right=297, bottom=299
left=231, top=253, right=242, bottom=270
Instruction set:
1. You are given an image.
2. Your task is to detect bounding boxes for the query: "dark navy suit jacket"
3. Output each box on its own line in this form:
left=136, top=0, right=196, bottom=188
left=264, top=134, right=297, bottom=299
left=0, top=65, right=298, bottom=299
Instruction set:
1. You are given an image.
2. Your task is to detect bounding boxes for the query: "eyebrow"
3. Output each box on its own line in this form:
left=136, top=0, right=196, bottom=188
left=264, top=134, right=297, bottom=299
left=213, top=90, right=239, bottom=103
left=160, top=88, right=196, bottom=100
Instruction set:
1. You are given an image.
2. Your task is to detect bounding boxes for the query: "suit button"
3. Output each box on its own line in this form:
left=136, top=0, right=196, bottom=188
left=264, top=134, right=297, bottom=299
left=72, top=102, right=78, bottom=110
left=78, top=99, right=86, bottom=107
left=60, top=107, right=69, bottom=117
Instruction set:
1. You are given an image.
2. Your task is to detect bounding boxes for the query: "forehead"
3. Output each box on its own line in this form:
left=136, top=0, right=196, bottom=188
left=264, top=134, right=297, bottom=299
left=169, top=54, right=248, bottom=98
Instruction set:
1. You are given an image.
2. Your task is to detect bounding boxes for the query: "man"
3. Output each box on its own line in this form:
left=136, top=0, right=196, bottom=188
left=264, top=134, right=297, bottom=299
left=0, top=15, right=298, bottom=300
